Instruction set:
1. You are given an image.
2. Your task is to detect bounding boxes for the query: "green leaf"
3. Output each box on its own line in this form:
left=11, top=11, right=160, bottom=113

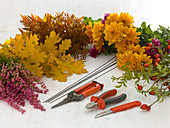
left=111, top=76, right=116, bottom=81
left=117, top=81, right=123, bottom=84
left=126, top=68, right=133, bottom=77
left=160, top=72, right=168, bottom=77
left=157, top=64, right=162, bottom=72
left=159, top=96, right=164, bottom=103
left=141, top=22, right=146, bottom=29
left=147, top=66, right=153, bottom=75
left=146, top=76, right=150, bottom=84
left=158, top=49, right=164, bottom=57
left=115, top=85, right=122, bottom=88
left=146, top=25, right=153, bottom=35
left=122, top=81, right=127, bottom=87
left=126, top=76, right=132, bottom=80
left=164, top=91, right=170, bottom=96
left=134, top=70, right=138, bottom=78
left=120, top=61, right=130, bottom=69
left=135, top=79, right=140, bottom=84
left=150, top=72, right=159, bottom=77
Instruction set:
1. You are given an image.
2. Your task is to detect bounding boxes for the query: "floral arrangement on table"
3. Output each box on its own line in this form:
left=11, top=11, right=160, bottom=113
left=84, top=13, right=170, bottom=111
left=0, top=12, right=169, bottom=113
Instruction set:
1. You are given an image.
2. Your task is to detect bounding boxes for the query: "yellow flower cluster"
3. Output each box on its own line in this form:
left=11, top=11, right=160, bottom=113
left=104, top=12, right=140, bottom=47
left=104, top=22, right=126, bottom=46
left=116, top=44, right=152, bottom=71
left=92, top=22, right=104, bottom=52
left=105, top=12, right=134, bottom=27
left=85, top=12, right=152, bottom=71
left=86, top=22, right=104, bottom=52
left=104, top=12, right=152, bottom=71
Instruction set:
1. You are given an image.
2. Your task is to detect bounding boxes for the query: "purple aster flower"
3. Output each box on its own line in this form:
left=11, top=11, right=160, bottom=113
left=152, top=37, right=161, bottom=47
left=89, top=45, right=98, bottom=58
left=101, top=13, right=110, bottom=24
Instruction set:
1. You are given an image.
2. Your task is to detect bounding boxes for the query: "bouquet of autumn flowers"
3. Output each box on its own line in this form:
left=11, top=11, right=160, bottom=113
left=84, top=12, right=170, bottom=111
left=0, top=54, right=48, bottom=114
left=85, top=12, right=152, bottom=71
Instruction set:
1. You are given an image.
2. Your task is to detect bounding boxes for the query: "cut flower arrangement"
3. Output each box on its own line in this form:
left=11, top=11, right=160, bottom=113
left=84, top=13, right=169, bottom=111
left=0, top=12, right=169, bottom=113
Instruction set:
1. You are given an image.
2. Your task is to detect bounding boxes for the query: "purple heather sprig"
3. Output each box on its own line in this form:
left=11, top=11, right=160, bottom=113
left=0, top=56, right=48, bottom=114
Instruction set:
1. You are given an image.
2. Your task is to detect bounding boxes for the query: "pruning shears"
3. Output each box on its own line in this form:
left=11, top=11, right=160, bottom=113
left=51, top=81, right=104, bottom=109
left=85, top=89, right=127, bottom=109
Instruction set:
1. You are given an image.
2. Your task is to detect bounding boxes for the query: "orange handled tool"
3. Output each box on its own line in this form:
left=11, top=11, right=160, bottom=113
left=95, top=101, right=141, bottom=118
left=51, top=81, right=104, bottom=109
left=74, top=81, right=103, bottom=98
left=85, top=89, right=127, bottom=109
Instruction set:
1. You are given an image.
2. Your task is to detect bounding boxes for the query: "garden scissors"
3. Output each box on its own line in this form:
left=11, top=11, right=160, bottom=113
left=85, top=89, right=127, bottom=109
left=51, top=81, right=104, bottom=108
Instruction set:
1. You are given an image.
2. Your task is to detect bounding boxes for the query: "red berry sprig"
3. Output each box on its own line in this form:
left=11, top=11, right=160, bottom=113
left=137, top=84, right=143, bottom=90
left=144, top=63, right=149, bottom=68
left=140, top=104, right=151, bottom=111
left=148, top=43, right=152, bottom=47
left=154, top=54, right=160, bottom=59
left=149, top=91, right=155, bottom=95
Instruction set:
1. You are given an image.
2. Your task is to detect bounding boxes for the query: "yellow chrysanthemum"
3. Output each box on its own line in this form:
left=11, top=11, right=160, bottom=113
left=116, top=51, right=152, bottom=71
left=115, top=41, right=131, bottom=53
left=116, top=51, right=137, bottom=71
left=115, top=43, right=145, bottom=54
left=127, top=44, right=145, bottom=54
left=104, top=22, right=125, bottom=46
left=92, top=22, right=103, bottom=42
left=122, top=27, right=141, bottom=44
left=92, top=22, right=104, bottom=51
left=105, top=13, right=119, bottom=25
left=118, top=12, right=134, bottom=27
left=85, top=22, right=93, bottom=44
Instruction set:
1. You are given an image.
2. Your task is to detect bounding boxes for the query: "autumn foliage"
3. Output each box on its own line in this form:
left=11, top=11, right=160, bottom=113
left=20, top=12, right=91, bottom=59
left=0, top=31, right=87, bottom=82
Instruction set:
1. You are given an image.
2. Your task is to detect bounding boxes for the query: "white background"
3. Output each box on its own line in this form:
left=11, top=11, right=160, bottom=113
left=0, top=0, right=170, bottom=128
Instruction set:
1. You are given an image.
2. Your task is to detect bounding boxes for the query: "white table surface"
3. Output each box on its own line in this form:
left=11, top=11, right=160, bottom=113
left=0, top=0, right=170, bottom=128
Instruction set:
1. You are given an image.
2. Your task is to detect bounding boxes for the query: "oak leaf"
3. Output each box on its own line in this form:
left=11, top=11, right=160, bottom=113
left=1, top=33, right=47, bottom=77
left=40, top=31, right=87, bottom=81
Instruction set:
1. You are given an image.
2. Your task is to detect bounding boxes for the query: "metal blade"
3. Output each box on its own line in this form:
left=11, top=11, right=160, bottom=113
left=85, top=102, right=98, bottom=109
left=51, top=98, right=71, bottom=109
left=95, top=110, right=113, bottom=119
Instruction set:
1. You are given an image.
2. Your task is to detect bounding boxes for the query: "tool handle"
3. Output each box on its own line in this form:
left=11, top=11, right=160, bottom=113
left=74, top=81, right=96, bottom=94
left=105, top=93, right=127, bottom=106
left=99, top=89, right=117, bottom=99
left=110, top=101, right=141, bottom=113
left=81, top=84, right=103, bottom=98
